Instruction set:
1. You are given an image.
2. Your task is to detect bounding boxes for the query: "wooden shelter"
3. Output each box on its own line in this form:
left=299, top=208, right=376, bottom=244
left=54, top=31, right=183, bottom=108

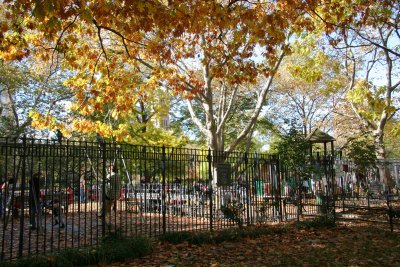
left=306, top=129, right=335, bottom=157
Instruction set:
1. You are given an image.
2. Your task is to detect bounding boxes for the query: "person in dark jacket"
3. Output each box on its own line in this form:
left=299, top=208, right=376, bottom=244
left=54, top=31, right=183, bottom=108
left=51, top=197, right=64, bottom=228
left=29, top=173, right=41, bottom=230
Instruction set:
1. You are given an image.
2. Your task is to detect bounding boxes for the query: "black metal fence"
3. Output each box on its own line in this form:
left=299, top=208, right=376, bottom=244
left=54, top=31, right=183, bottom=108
left=0, top=137, right=398, bottom=261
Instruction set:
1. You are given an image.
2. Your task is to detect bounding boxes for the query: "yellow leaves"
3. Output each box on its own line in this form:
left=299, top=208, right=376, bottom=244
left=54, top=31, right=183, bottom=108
left=0, top=46, right=29, bottom=61
left=73, top=119, right=95, bottom=134
left=137, top=1, right=147, bottom=13
left=29, top=111, right=61, bottom=131
left=114, top=124, right=129, bottom=142
left=390, top=122, right=400, bottom=137
left=95, top=122, right=112, bottom=137
left=346, top=80, right=372, bottom=105
left=346, top=80, right=395, bottom=122
left=145, top=76, right=159, bottom=88
left=72, top=119, right=114, bottom=138
left=139, top=125, right=188, bottom=147
left=70, top=119, right=131, bottom=143
left=80, top=8, right=93, bottom=23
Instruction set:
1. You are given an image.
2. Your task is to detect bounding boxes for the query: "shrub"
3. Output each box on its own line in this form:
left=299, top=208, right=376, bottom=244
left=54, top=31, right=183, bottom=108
left=0, top=255, right=73, bottom=267
left=296, top=216, right=336, bottom=229
left=160, top=226, right=290, bottom=246
left=159, top=231, right=211, bottom=245
left=159, top=231, right=193, bottom=244
left=97, top=235, right=152, bottom=263
left=220, top=199, right=245, bottom=228
left=57, top=248, right=98, bottom=266
left=213, top=229, right=241, bottom=243
left=1, top=232, right=152, bottom=267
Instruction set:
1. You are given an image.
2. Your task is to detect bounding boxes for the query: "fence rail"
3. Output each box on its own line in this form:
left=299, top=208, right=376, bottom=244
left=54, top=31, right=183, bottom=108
left=0, top=137, right=398, bottom=261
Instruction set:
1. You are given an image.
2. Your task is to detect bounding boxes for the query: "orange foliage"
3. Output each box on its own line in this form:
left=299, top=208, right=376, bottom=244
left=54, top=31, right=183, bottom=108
left=1, top=0, right=388, bottom=137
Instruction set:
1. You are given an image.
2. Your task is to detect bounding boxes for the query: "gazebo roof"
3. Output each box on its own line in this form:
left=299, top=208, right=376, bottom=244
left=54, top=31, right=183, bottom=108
left=306, top=129, right=335, bottom=143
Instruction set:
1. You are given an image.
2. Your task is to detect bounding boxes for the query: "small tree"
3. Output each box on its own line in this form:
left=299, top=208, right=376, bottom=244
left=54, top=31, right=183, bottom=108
left=345, top=137, right=377, bottom=186
left=271, top=125, right=313, bottom=219
left=271, top=126, right=313, bottom=184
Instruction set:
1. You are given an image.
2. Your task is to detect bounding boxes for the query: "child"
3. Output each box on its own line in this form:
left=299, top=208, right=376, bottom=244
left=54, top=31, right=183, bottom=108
left=52, top=198, right=64, bottom=228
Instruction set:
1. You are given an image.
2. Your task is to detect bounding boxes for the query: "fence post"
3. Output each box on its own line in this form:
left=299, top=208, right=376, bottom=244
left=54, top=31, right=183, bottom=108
left=330, top=155, right=336, bottom=223
left=207, top=149, right=213, bottom=231
left=18, top=135, right=27, bottom=258
left=1, top=138, right=8, bottom=261
left=244, top=152, right=250, bottom=226
left=161, top=146, right=166, bottom=235
left=275, top=156, right=283, bottom=222
left=101, top=141, right=107, bottom=237
left=387, top=193, right=394, bottom=232
left=323, top=154, right=329, bottom=220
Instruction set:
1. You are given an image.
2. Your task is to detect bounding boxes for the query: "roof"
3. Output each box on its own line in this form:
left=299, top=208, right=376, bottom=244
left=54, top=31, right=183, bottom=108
left=306, top=129, right=335, bottom=143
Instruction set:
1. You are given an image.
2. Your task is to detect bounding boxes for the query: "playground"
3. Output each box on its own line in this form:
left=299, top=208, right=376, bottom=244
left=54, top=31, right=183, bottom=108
left=0, top=137, right=399, bottom=261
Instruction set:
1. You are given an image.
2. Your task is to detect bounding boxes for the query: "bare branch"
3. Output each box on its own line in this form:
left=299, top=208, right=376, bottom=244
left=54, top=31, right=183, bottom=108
left=92, top=19, right=110, bottom=77
left=366, top=48, right=378, bottom=82
left=390, top=80, right=400, bottom=92
left=310, top=9, right=400, bottom=58
left=225, top=50, right=286, bottom=153
left=50, top=14, right=79, bottom=74
left=92, top=20, right=108, bottom=60
left=186, top=99, right=208, bottom=136
left=96, top=24, right=146, bottom=47
left=216, top=84, right=238, bottom=135
left=387, top=107, right=400, bottom=121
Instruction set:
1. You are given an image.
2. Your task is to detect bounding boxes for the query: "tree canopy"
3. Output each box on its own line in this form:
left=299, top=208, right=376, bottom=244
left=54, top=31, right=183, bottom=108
left=0, top=0, right=398, bottom=167
left=0, top=0, right=318, bottom=148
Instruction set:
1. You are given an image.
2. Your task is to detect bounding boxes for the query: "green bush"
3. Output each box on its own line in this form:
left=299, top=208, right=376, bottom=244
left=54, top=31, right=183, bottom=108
left=159, top=231, right=194, bottom=244
left=213, top=229, right=241, bottom=243
left=159, top=231, right=212, bottom=245
left=98, top=235, right=152, bottom=263
left=220, top=200, right=245, bottom=228
left=160, top=226, right=289, bottom=246
left=0, top=254, right=73, bottom=267
left=190, top=232, right=212, bottom=245
left=57, top=248, right=98, bottom=266
left=5, top=256, right=49, bottom=267
left=296, top=216, right=336, bottom=229
left=1, top=232, right=152, bottom=267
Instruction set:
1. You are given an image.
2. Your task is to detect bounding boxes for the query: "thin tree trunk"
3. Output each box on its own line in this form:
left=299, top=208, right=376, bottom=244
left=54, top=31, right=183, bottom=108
left=373, top=130, right=394, bottom=189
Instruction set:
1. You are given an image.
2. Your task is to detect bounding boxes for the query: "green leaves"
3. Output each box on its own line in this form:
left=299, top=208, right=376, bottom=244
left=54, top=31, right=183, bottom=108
left=345, top=137, right=377, bottom=176
left=271, top=126, right=312, bottom=180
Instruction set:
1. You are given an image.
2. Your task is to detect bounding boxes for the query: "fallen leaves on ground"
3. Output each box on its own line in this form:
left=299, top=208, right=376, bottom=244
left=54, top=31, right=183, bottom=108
left=97, top=224, right=400, bottom=267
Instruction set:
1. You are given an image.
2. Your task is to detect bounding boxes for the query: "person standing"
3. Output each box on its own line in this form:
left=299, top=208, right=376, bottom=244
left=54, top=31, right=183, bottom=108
left=0, top=180, right=5, bottom=218
left=102, top=165, right=121, bottom=215
left=52, top=197, right=64, bottom=228
left=66, top=185, right=74, bottom=213
left=79, top=178, right=86, bottom=203
left=29, top=173, right=41, bottom=230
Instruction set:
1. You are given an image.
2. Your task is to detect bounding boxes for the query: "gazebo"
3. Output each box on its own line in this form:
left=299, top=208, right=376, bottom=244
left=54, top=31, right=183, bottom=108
left=306, top=129, right=336, bottom=210
left=306, top=129, right=335, bottom=157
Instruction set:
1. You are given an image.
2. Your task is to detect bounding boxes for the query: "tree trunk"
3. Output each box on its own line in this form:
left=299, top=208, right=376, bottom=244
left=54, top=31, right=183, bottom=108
left=373, top=130, right=394, bottom=190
